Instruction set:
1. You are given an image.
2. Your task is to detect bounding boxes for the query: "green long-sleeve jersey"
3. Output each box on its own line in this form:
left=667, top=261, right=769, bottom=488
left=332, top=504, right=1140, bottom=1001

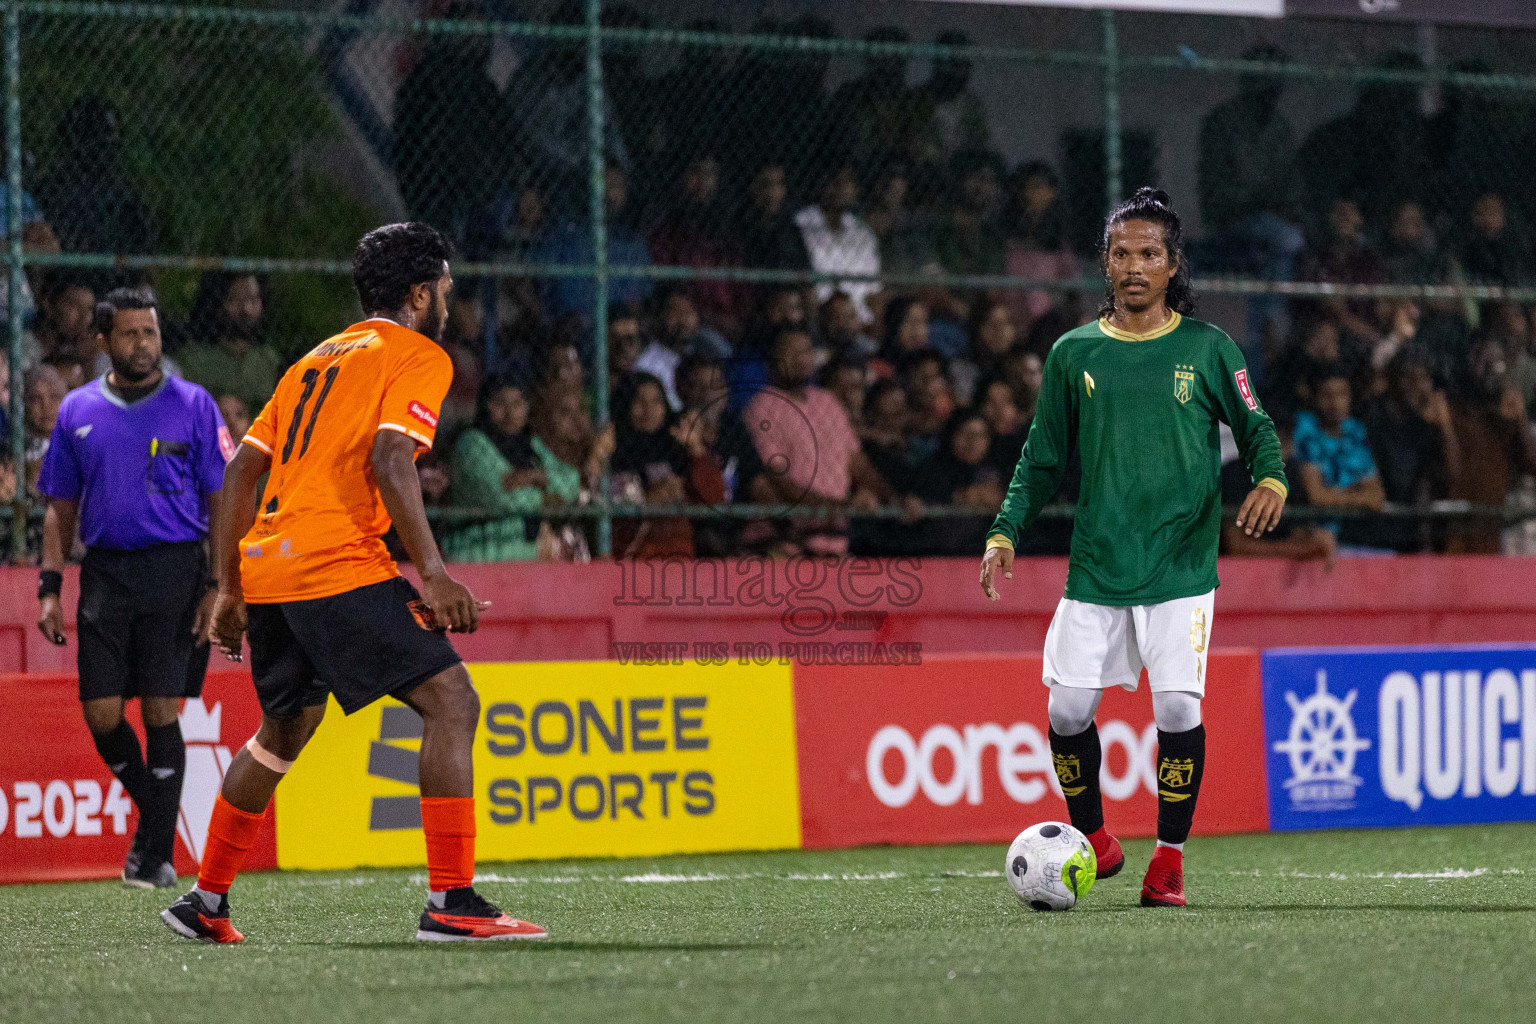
left=988, top=312, right=1287, bottom=606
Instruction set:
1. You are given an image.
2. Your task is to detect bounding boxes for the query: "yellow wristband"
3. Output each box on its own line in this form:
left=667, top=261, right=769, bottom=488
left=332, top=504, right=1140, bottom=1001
left=1256, top=477, right=1288, bottom=500
left=986, top=535, right=1015, bottom=552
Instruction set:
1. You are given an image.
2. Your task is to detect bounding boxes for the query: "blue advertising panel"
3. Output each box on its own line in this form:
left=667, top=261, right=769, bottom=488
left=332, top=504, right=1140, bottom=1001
left=1263, top=646, right=1536, bottom=830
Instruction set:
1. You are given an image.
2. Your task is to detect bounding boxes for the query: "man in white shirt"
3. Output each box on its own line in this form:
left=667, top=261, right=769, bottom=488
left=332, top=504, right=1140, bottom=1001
left=795, top=164, right=882, bottom=325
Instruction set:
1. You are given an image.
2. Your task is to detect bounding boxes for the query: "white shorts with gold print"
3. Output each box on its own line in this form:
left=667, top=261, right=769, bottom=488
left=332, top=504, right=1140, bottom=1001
left=1041, top=589, right=1214, bottom=696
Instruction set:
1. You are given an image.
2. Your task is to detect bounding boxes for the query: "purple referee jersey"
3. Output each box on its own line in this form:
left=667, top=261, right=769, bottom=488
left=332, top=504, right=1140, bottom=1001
left=38, top=375, right=232, bottom=551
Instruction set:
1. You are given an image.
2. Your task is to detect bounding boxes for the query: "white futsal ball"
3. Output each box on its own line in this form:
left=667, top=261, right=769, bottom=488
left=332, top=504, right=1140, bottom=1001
left=1005, top=821, right=1097, bottom=911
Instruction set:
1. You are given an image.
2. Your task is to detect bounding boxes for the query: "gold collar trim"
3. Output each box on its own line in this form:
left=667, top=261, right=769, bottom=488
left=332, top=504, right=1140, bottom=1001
left=1098, top=310, right=1181, bottom=342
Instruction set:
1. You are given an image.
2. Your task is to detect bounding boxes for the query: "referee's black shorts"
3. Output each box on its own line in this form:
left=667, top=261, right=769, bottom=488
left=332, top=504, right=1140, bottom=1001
left=245, top=577, right=462, bottom=719
left=77, top=541, right=211, bottom=703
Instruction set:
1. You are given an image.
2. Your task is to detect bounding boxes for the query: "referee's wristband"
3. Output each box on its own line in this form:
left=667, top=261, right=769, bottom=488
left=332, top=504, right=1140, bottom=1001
left=38, top=570, right=62, bottom=600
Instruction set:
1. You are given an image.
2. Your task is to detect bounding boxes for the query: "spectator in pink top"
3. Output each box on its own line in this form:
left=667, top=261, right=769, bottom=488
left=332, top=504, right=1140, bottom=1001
left=745, top=325, right=886, bottom=554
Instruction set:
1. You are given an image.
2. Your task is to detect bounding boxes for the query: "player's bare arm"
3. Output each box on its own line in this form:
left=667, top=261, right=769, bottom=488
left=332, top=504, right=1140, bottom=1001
left=37, top=498, right=78, bottom=646
left=192, top=486, right=226, bottom=639
left=209, top=443, right=270, bottom=661
left=371, top=429, right=479, bottom=634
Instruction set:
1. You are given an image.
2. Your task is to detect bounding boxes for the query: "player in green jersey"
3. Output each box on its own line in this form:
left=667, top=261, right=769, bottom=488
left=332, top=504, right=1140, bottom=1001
left=978, top=187, right=1287, bottom=908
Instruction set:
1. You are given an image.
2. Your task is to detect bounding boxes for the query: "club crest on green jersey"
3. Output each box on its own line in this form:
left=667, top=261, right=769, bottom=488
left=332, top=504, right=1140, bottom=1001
left=1174, top=366, right=1195, bottom=404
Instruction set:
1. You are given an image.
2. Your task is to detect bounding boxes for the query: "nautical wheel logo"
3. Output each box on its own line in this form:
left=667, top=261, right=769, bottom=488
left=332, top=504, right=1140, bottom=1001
left=1273, top=671, right=1371, bottom=808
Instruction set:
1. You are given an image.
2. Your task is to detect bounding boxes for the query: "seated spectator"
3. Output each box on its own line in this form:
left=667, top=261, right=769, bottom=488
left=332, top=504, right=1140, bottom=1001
left=914, top=408, right=1003, bottom=511
left=834, top=28, right=914, bottom=174
left=796, top=163, right=881, bottom=324
left=956, top=298, right=1019, bottom=404
left=820, top=291, right=878, bottom=361
left=471, top=181, right=550, bottom=263
left=740, top=285, right=809, bottom=358
left=1446, top=337, right=1536, bottom=553
left=899, top=349, right=957, bottom=465
left=537, top=337, right=586, bottom=397
left=606, top=307, right=646, bottom=396
left=1381, top=199, right=1454, bottom=286
left=1219, top=424, right=1336, bottom=566
left=636, top=286, right=731, bottom=409
left=444, top=376, right=547, bottom=563
left=1292, top=367, right=1387, bottom=539
left=178, top=272, right=281, bottom=413
left=1361, top=352, right=1461, bottom=552
left=737, top=161, right=810, bottom=276
left=1266, top=315, right=1360, bottom=426
left=1002, top=161, right=1079, bottom=326
left=22, top=364, right=66, bottom=492
left=744, top=326, right=885, bottom=554
left=980, top=378, right=1027, bottom=479
left=32, top=271, right=96, bottom=382
left=1295, top=197, right=1386, bottom=349
left=528, top=161, right=652, bottom=334
left=648, top=153, right=745, bottom=339
left=391, top=1, right=510, bottom=243
left=1493, top=301, right=1536, bottom=412
left=909, top=32, right=992, bottom=169
left=878, top=296, right=933, bottom=372
left=1000, top=343, right=1043, bottom=422
left=905, top=408, right=1003, bottom=556
left=435, top=289, right=489, bottom=440
left=0, top=162, right=58, bottom=325
left=609, top=372, right=725, bottom=558
left=675, top=352, right=766, bottom=507
left=934, top=149, right=1006, bottom=282
left=822, top=358, right=868, bottom=431
left=217, top=394, right=253, bottom=443
left=1461, top=193, right=1532, bottom=286
left=863, top=164, right=933, bottom=276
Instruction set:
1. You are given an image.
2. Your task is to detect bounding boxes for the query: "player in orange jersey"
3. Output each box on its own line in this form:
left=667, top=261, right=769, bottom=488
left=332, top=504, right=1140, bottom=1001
left=161, top=223, right=547, bottom=944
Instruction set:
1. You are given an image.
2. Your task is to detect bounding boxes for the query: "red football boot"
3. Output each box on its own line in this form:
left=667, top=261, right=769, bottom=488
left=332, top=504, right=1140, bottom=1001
left=1086, top=827, right=1124, bottom=880
left=1140, top=845, right=1186, bottom=907
left=417, top=887, right=548, bottom=942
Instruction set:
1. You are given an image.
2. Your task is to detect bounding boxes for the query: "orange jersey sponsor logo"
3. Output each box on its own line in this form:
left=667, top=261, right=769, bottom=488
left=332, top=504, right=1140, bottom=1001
left=238, top=319, right=453, bottom=604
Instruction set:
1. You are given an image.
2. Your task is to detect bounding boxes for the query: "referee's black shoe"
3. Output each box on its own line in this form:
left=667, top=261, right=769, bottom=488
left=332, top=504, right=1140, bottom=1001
left=123, top=854, right=178, bottom=890
left=121, top=830, right=148, bottom=884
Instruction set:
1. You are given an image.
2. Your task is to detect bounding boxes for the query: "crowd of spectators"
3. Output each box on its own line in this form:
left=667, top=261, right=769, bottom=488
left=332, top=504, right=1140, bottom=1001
left=9, top=12, right=1536, bottom=561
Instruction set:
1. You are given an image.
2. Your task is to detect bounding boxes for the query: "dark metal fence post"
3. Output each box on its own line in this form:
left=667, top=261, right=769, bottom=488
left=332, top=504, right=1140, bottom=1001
left=1101, top=8, right=1121, bottom=213
left=585, top=0, right=611, bottom=557
left=4, top=0, right=24, bottom=563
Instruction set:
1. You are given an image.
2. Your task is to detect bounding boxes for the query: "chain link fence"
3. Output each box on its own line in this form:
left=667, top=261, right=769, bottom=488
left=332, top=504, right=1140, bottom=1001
left=8, top=0, right=1536, bottom=559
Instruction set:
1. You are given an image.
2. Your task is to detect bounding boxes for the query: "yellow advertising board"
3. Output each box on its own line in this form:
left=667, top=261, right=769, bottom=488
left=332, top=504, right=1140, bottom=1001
left=276, top=660, right=801, bottom=869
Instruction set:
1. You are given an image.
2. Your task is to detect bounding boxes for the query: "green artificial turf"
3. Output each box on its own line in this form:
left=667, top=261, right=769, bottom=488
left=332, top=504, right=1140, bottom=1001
left=3, top=824, right=1534, bottom=1023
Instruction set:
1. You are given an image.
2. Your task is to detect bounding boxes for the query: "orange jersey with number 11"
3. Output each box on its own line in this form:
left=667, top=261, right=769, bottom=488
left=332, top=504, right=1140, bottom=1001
left=238, top=318, right=452, bottom=604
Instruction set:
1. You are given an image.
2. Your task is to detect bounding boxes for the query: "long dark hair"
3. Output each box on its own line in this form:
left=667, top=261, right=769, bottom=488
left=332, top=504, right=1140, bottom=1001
left=1098, top=187, right=1195, bottom=319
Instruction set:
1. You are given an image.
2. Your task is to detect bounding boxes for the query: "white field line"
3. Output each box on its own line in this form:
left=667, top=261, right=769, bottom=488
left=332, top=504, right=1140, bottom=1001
left=401, top=869, right=1004, bottom=885
left=1225, top=867, right=1520, bottom=880
left=294, top=866, right=1519, bottom=887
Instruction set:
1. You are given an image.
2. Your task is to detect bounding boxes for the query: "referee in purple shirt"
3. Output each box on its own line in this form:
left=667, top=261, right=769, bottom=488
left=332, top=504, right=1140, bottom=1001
left=35, top=287, right=230, bottom=889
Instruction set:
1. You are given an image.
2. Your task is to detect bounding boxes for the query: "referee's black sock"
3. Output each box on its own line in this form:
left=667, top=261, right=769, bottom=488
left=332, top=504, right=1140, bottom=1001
left=1048, top=724, right=1105, bottom=836
left=1155, top=725, right=1206, bottom=845
left=90, top=721, right=155, bottom=821
left=144, top=722, right=187, bottom=864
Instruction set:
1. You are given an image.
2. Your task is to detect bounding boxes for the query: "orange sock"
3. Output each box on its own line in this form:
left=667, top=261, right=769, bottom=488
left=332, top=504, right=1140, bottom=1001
left=196, top=795, right=266, bottom=894
left=421, top=796, right=476, bottom=892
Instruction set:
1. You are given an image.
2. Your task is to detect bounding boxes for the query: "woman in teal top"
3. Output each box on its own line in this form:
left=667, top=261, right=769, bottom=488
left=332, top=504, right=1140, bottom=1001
left=444, top=376, right=554, bottom=562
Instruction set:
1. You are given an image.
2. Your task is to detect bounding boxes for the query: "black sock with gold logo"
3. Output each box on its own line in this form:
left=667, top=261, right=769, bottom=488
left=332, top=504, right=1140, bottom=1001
left=1156, top=725, right=1206, bottom=844
left=1048, top=725, right=1104, bottom=835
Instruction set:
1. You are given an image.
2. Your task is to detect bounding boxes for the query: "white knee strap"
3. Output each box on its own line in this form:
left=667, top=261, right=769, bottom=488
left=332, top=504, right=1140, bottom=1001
left=1152, top=690, right=1203, bottom=733
left=246, top=736, right=295, bottom=774
left=1047, top=684, right=1103, bottom=736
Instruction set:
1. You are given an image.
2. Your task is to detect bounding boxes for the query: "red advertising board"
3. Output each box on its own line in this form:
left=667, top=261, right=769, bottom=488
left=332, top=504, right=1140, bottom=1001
left=0, top=670, right=275, bottom=883
left=794, top=651, right=1269, bottom=848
